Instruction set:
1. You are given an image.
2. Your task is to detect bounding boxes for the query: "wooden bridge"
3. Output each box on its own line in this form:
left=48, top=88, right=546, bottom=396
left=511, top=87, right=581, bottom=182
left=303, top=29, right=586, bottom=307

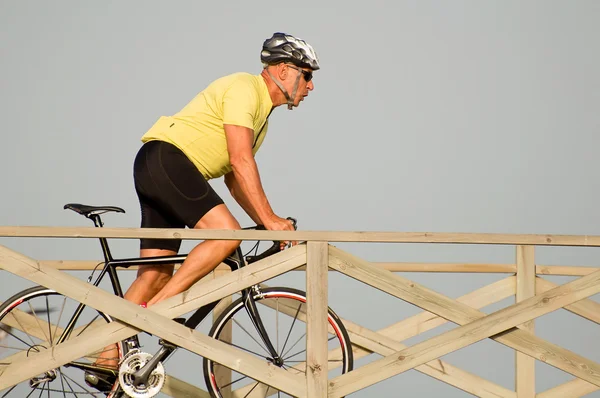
left=0, top=226, right=599, bottom=397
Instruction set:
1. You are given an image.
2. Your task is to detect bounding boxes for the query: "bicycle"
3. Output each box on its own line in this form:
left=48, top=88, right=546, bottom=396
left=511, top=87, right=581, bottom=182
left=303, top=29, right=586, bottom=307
left=0, top=203, right=353, bottom=397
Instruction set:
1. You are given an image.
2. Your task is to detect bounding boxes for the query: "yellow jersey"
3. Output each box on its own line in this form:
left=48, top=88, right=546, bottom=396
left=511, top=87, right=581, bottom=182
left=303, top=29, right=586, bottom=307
left=141, top=72, right=273, bottom=180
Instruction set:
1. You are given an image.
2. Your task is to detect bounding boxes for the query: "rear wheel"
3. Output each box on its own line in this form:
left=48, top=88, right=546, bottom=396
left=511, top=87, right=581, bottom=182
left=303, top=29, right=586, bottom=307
left=203, top=287, right=353, bottom=397
left=0, top=286, right=124, bottom=397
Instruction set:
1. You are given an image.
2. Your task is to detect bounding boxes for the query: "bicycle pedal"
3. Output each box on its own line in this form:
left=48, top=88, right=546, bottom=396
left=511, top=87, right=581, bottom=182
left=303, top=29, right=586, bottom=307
left=84, top=370, right=117, bottom=393
left=159, top=338, right=178, bottom=349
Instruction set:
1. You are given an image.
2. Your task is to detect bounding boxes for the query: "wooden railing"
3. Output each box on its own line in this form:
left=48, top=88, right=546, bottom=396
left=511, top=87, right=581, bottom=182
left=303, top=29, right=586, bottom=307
left=0, top=226, right=599, bottom=397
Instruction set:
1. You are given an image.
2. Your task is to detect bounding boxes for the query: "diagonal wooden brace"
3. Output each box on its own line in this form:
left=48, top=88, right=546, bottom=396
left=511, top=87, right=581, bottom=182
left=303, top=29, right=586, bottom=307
left=328, top=246, right=600, bottom=396
left=0, top=244, right=308, bottom=397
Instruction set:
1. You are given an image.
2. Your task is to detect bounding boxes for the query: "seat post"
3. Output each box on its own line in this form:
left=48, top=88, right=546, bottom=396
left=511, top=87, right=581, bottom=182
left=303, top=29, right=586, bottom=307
left=87, top=213, right=127, bottom=298
left=89, top=214, right=114, bottom=262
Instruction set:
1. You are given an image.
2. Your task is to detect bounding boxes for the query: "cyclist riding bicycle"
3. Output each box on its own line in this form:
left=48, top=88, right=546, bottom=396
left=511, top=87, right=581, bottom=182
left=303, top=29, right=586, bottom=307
left=86, top=32, right=320, bottom=390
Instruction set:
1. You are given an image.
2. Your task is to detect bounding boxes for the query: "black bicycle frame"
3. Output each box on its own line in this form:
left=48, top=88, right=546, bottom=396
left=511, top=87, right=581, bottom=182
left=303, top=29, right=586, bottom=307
left=58, top=212, right=284, bottom=385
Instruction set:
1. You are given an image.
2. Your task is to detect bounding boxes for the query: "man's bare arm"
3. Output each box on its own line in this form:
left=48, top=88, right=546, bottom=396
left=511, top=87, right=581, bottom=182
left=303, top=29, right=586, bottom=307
left=224, top=171, right=262, bottom=225
left=224, top=124, right=292, bottom=232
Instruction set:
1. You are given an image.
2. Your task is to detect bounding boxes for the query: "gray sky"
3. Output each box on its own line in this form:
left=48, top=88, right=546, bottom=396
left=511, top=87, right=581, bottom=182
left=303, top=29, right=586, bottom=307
left=1, top=1, right=599, bottom=396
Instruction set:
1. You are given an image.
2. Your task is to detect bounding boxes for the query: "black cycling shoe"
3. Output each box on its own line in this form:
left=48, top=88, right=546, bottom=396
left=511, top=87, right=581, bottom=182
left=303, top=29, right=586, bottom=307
left=84, top=369, right=118, bottom=395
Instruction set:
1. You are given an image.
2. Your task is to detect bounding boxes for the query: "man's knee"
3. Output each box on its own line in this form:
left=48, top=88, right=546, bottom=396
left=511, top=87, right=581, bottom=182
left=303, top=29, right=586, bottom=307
left=212, top=220, right=242, bottom=253
left=195, top=204, right=240, bottom=230
left=194, top=204, right=242, bottom=248
left=215, top=219, right=242, bottom=252
left=228, top=238, right=242, bottom=251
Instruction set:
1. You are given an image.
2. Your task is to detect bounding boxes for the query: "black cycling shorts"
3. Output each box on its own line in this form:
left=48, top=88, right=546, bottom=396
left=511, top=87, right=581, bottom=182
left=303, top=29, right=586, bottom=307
left=133, top=140, right=224, bottom=252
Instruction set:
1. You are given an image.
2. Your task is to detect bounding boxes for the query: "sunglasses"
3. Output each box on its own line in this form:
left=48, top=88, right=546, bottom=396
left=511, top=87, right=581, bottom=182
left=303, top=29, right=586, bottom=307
left=287, top=64, right=313, bottom=82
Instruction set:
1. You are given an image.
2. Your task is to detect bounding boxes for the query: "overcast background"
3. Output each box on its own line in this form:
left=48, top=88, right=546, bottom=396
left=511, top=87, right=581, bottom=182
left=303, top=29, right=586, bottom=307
left=1, top=1, right=599, bottom=396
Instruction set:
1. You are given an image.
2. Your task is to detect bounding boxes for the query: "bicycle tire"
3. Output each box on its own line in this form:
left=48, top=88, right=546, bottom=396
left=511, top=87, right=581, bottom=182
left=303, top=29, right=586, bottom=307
left=203, top=287, right=353, bottom=397
left=0, top=285, right=124, bottom=397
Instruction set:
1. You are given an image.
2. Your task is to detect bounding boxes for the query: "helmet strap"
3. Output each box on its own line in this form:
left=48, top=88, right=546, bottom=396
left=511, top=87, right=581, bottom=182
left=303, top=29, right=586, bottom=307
left=289, top=72, right=302, bottom=110
left=266, top=67, right=302, bottom=110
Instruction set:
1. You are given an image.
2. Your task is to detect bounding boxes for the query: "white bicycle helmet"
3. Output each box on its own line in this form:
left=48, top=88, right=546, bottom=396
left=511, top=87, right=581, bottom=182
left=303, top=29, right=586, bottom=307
left=261, top=32, right=320, bottom=109
left=261, top=32, right=320, bottom=70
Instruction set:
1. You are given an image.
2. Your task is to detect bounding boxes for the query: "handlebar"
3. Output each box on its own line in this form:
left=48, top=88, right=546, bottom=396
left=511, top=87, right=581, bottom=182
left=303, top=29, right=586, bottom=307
left=244, top=217, right=297, bottom=264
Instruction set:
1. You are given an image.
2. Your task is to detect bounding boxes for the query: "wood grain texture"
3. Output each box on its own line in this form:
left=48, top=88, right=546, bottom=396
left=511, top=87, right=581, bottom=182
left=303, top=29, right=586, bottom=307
left=0, top=244, right=308, bottom=397
left=3, top=226, right=600, bottom=245
left=327, top=247, right=600, bottom=397
left=516, top=246, right=535, bottom=398
left=306, top=242, right=329, bottom=398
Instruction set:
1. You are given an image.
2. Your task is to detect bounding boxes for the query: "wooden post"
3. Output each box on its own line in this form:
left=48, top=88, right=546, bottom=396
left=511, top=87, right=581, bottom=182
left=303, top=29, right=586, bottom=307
left=213, top=268, right=233, bottom=397
left=516, top=245, right=535, bottom=397
left=307, top=241, right=329, bottom=397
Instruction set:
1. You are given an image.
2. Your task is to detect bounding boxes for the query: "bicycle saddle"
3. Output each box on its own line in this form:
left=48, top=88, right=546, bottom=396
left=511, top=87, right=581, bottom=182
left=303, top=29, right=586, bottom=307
left=64, top=203, right=126, bottom=217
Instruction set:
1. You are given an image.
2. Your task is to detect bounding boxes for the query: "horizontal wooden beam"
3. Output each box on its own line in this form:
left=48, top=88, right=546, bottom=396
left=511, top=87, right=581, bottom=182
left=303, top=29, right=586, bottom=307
left=3, top=226, right=600, bottom=246
left=39, top=260, right=600, bottom=276
left=373, top=264, right=600, bottom=275
left=536, top=265, right=600, bottom=276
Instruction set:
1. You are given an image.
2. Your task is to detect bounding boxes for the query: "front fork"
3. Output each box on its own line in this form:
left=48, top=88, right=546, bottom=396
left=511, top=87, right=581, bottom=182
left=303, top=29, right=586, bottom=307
left=242, top=285, right=283, bottom=365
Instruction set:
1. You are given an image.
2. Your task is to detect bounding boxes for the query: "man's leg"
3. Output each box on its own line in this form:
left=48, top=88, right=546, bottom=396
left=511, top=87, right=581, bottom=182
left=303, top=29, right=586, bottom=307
left=147, top=204, right=241, bottom=305
left=90, top=140, right=233, bottom=372
left=93, top=204, right=240, bottom=368
left=124, top=251, right=176, bottom=304
left=93, top=251, right=176, bottom=368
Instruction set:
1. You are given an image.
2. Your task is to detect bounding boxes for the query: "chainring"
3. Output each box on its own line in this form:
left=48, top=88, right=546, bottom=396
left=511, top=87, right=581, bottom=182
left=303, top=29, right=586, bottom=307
left=118, top=351, right=165, bottom=398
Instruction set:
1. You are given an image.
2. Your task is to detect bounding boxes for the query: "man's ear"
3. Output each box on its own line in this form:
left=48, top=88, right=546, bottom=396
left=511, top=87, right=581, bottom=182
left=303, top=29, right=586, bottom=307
left=277, top=63, right=288, bottom=81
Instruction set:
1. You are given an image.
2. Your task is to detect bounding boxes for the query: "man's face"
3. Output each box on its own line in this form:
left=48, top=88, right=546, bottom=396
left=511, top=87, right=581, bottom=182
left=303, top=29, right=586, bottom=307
left=281, top=64, right=314, bottom=106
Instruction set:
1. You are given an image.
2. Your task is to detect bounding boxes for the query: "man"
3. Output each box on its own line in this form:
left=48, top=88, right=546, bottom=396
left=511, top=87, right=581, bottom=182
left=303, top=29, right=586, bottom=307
left=85, top=32, right=319, bottom=390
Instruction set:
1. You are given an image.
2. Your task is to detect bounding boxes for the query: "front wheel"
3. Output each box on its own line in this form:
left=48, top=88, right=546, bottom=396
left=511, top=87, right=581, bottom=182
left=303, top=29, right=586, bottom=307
left=203, top=287, right=353, bottom=397
left=0, top=285, right=124, bottom=397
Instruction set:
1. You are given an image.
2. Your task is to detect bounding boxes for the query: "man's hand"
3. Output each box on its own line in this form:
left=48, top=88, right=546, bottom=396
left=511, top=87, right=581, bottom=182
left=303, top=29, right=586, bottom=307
left=264, top=215, right=297, bottom=249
